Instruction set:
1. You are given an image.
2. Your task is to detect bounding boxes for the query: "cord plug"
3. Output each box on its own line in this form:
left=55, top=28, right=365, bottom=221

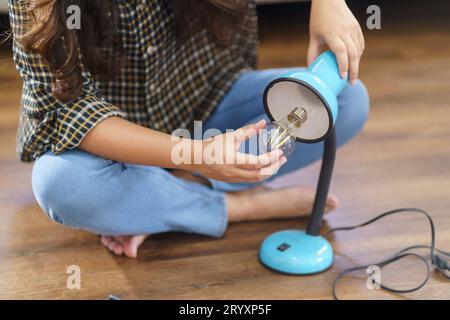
left=434, top=255, right=450, bottom=271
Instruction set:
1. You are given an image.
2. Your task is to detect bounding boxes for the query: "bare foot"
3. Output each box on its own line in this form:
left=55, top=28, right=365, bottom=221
left=100, top=174, right=338, bottom=258
left=226, top=186, right=339, bottom=223
left=100, top=171, right=210, bottom=258
left=100, top=235, right=149, bottom=258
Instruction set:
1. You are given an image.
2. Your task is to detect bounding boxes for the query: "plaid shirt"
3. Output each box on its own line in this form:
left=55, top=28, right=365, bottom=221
left=9, top=0, right=258, bottom=162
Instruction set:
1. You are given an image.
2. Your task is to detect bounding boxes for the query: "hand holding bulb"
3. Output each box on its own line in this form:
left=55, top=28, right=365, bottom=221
left=262, top=107, right=308, bottom=158
left=194, top=120, right=287, bottom=183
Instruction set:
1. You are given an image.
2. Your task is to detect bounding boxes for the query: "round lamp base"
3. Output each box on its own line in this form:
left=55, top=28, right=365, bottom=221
left=259, top=230, right=333, bottom=275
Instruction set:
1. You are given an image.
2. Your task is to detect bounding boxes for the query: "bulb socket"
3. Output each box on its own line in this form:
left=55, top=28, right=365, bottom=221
left=287, top=107, right=308, bottom=128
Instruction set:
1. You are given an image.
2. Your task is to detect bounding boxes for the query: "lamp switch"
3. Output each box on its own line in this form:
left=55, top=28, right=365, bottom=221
left=277, top=243, right=291, bottom=252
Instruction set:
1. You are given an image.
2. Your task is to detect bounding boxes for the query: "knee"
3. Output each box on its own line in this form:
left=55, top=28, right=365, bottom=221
left=32, top=150, right=101, bottom=226
left=335, top=80, right=370, bottom=145
left=352, top=80, right=370, bottom=121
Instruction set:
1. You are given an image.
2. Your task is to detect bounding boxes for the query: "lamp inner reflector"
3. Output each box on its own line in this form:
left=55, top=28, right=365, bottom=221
left=266, top=81, right=331, bottom=141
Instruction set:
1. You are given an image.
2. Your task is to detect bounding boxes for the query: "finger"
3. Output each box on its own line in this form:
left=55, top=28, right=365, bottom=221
left=257, top=148, right=283, bottom=166
left=325, top=36, right=348, bottom=79
left=352, top=31, right=364, bottom=84
left=341, top=35, right=360, bottom=85
left=351, top=32, right=362, bottom=55
left=307, top=37, right=322, bottom=66
left=235, top=119, right=266, bottom=144
left=227, top=155, right=285, bottom=182
left=235, top=149, right=283, bottom=169
left=259, top=156, right=288, bottom=178
left=239, top=119, right=267, bottom=133
left=226, top=167, right=266, bottom=183
left=357, top=25, right=365, bottom=52
left=235, top=153, right=260, bottom=169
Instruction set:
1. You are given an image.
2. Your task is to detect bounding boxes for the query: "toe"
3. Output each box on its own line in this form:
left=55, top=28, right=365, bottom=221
left=108, top=241, right=117, bottom=252
left=325, top=194, right=340, bottom=212
left=123, top=235, right=148, bottom=258
left=114, top=236, right=127, bottom=244
left=100, top=236, right=113, bottom=247
left=113, top=244, right=124, bottom=256
left=108, top=241, right=123, bottom=256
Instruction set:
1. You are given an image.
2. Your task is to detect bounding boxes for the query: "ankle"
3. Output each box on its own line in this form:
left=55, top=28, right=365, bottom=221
left=226, top=191, right=253, bottom=223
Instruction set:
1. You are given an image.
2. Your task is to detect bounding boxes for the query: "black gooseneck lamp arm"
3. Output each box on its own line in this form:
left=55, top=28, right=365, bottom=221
left=306, top=128, right=337, bottom=236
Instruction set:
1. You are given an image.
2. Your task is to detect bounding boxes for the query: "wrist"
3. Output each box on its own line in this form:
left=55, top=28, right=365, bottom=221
left=174, top=139, right=206, bottom=172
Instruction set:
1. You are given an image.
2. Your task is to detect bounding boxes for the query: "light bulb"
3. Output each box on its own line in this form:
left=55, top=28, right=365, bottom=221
left=262, top=107, right=308, bottom=158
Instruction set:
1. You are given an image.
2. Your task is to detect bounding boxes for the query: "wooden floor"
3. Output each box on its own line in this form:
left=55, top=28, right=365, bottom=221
left=0, top=1, right=449, bottom=300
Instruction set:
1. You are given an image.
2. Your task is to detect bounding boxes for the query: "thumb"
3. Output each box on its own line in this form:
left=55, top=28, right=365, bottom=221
left=307, top=38, right=321, bottom=66
left=235, top=119, right=266, bottom=145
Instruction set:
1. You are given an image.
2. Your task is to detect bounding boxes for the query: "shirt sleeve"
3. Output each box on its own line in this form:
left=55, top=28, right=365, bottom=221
left=9, top=0, right=126, bottom=157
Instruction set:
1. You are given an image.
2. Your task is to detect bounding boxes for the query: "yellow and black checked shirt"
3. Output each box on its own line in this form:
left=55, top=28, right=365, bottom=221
left=9, top=0, right=258, bottom=162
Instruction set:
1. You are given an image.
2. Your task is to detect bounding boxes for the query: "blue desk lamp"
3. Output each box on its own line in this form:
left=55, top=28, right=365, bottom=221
left=259, top=51, right=347, bottom=275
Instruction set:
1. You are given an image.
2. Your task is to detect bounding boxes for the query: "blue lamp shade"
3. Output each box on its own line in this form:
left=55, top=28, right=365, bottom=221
left=263, top=51, right=348, bottom=143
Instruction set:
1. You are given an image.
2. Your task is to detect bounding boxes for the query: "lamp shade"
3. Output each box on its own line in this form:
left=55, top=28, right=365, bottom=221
left=263, top=51, right=348, bottom=143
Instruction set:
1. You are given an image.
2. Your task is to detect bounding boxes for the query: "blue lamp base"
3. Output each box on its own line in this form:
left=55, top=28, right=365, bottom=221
left=259, top=230, right=333, bottom=275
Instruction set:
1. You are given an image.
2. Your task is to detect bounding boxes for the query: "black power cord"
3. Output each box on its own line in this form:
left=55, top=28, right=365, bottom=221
left=326, top=208, right=450, bottom=300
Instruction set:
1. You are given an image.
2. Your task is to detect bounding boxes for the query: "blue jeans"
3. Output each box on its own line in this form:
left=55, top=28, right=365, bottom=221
left=32, top=68, right=369, bottom=237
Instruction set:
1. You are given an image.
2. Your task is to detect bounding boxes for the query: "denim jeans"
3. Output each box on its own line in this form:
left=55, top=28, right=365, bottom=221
left=32, top=68, right=369, bottom=237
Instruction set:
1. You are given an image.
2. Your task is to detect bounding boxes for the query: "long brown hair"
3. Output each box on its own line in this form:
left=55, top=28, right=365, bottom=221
left=17, top=0, right=247, bottom=103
